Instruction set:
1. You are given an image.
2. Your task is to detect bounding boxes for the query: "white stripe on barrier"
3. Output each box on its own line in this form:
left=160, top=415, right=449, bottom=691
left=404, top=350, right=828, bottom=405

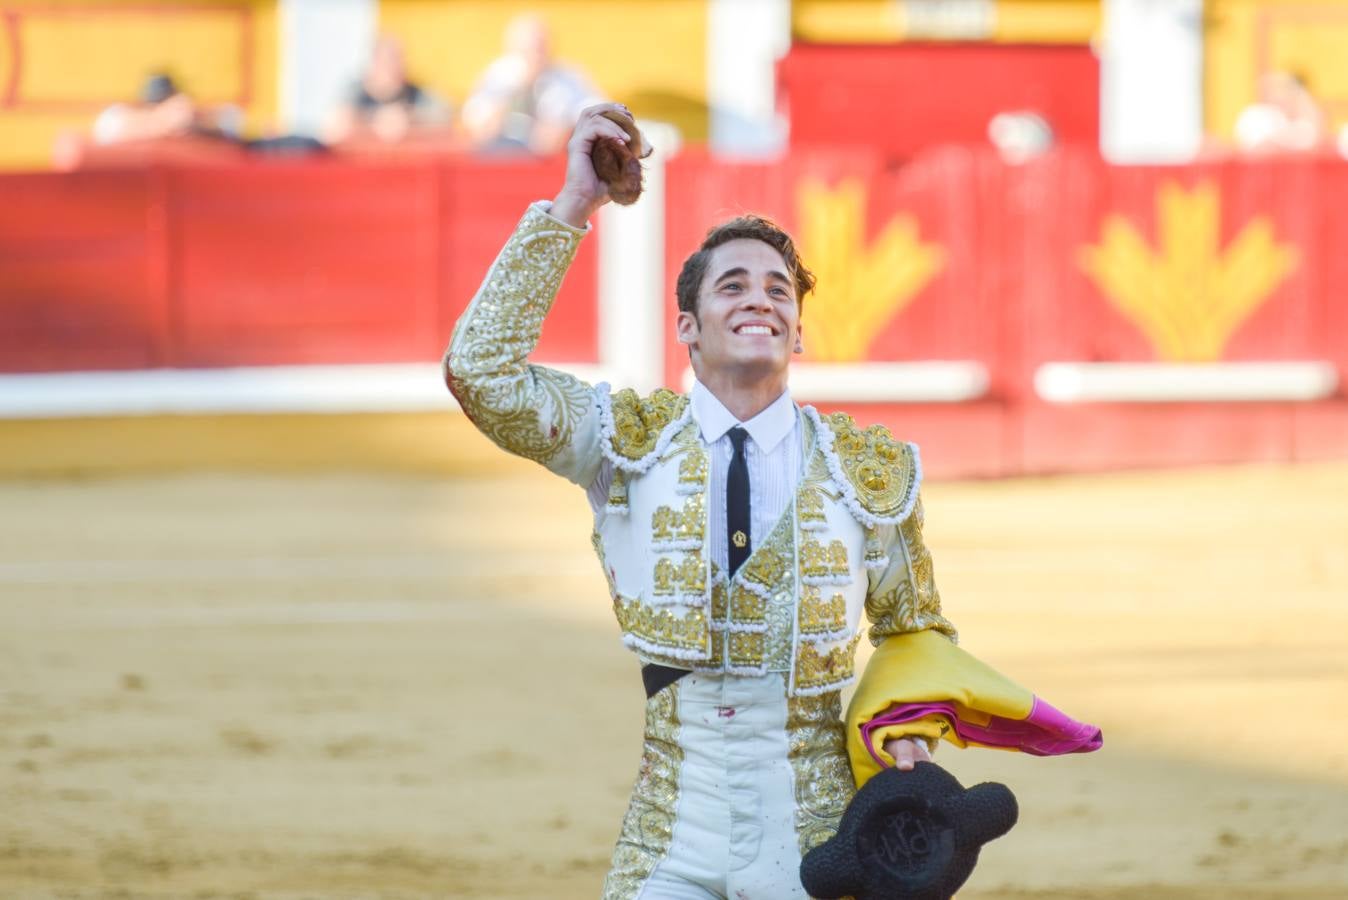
left=682, top=362, right=990, bottom=403
left=1034, top=361, right=1340, bottom=403
left=0, top=362, right=612, bottom=419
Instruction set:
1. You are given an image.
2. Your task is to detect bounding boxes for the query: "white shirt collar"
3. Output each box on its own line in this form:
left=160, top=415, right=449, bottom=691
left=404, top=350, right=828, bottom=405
left=690, top=379, right=796, bottom=453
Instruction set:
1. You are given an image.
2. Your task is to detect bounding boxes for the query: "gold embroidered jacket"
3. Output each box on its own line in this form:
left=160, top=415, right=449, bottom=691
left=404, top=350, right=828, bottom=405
left=444, top=203, right=956, bottom=697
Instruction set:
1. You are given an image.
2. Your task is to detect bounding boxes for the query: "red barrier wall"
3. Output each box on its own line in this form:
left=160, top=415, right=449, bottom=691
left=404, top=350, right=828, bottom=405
left=3, top=149, right=1346, bottom=476
left=0, top=157, right=600, bottom=372
left=1, top=171, right=163, bottom=371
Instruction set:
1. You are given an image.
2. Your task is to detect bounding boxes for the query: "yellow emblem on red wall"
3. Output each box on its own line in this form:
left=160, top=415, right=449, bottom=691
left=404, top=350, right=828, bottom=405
left=1078, top=181, right=1300, bottom=362
left=796, top=178, right=946, bottom=362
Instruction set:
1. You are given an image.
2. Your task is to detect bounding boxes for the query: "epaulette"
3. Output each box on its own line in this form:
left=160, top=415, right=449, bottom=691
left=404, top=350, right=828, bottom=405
left=599, top=386, right=692, bottom=471
left=812, top=409, right=922, bottom=526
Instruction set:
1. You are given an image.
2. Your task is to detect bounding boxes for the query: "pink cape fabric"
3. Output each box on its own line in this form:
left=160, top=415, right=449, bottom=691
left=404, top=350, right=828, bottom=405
left=861, top=696, right=1103, bottom=767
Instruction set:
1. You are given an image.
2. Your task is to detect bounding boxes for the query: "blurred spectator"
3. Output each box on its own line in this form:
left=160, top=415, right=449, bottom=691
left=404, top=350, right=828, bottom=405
left=1234, top=71, right=1328, bottom=154
left=461, top=13, right=602, bottom=155
left=987, top=110, right=1055, bottom=164
left=325, top=36, right=452, bottom=145
left=92, top=72, right=242, bottom=145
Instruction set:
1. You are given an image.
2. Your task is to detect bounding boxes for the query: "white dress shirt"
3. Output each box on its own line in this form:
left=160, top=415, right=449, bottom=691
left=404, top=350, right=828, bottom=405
left=588, top=381, right=803, bottom=576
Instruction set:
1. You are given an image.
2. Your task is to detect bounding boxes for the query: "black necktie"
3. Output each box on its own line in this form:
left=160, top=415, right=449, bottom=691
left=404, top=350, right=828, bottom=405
left=727, top=426, right=751, bottom=577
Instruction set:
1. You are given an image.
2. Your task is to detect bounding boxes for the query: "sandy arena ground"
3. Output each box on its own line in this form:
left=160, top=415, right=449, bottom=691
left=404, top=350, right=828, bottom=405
left=2, top=459, right=1347, bottom=899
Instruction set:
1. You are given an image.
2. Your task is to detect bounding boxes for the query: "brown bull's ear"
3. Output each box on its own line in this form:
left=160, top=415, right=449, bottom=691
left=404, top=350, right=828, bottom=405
left=599, top=109, right=653, bottom=158
left=591, top=109, right=652, bottom=206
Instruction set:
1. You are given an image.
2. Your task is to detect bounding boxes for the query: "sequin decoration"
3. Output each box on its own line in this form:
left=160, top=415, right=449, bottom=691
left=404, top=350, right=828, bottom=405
left=601, top=682, right=684, bottom=899
left=709, top=577, right=728, bottom=620
left=796, top=485, right=827, bottom=530
left=702, top=628, right=727, bottom=669
left=738, top=540, right=789, bottom=597
left=613, top=596, right=710, bottom=661
left=728, top=630, right=766, bottom=669
left=792, top=635, right=861, bottom=694
left=823, top=412, right=920, bottom=521
left=651, top=506, right=678, bottom=543
left=729, top=583, right=768, bottom=624
left=445, top=206, right=595, bottom=466
left=867, top=497, right=958, bottom=644
left=607, top=469, right=629, bottom=514
left=607, top=388, right=689, bottom=461
left=650, top=551, right=707, bottom=601
left=800, top=537, right=850, bottom=584
left=762, top=579, right=798, bottom=672
left=798, top=586, right=849, bottom=639
left=677, top=448, right=708, bottom=494
left=786, top=690, right=854, bottom=855
left=650, top=493, right=706, bottom=550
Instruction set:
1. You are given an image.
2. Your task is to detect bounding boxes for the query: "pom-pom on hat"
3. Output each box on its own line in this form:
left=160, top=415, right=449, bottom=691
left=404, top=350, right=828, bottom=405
left=800, top=762, right=1018, bottom=900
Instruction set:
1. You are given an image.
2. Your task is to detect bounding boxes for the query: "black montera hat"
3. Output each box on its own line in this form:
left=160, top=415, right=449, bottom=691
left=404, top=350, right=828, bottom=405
left=799, top=761, right=1018, bottom=900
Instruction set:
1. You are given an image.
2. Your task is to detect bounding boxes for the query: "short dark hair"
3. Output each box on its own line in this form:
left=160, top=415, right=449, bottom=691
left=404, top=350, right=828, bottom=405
left=675, top=215, right=816, bottom=316
left=139, top=72, right=181, bottom=105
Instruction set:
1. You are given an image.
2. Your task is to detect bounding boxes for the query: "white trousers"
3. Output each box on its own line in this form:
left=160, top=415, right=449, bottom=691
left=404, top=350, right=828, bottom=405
left=603, top=671, right=852, bottom=900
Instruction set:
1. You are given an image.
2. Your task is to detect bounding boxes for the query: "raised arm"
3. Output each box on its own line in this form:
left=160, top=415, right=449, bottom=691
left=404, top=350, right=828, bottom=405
left=443, top=104, right=634, bottom=486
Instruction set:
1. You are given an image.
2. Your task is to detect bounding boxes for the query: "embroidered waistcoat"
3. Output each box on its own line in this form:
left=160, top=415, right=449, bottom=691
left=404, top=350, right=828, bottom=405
left=593, top=387, right=930, bottom=697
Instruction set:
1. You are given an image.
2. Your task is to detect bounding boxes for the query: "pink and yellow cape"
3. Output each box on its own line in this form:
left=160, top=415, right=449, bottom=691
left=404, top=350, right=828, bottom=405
left=846, top=630, right=1103, bottom=788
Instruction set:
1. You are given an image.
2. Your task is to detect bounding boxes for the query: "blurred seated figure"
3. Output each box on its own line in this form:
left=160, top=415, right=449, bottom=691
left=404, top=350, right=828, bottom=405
left=461, top=14, right=602, bottom=155
left=987, top=110, right=1055, bottom=164
left=325, top=36, right=452, bottom=145
left=92, top=72, right=242, bottom=146
left=1235, top=71, right=1328, bottom=154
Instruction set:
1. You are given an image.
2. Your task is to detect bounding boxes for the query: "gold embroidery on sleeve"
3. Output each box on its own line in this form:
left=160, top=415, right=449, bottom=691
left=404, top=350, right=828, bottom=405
left=866, top=499, right=958, bottom=644
left=446, top=207, right=593, bottom=466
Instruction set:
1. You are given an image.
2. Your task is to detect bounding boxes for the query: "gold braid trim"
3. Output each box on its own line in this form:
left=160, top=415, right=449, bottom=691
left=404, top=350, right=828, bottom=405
left=787, top=691, right=854, bottom=855
left=820, top=411, right=921, bottom=524
left=604, top=388, right=690, bottom=463
left=602, top=683, right=683, bottom=899
left=866, top=498, right=959, bottom=645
